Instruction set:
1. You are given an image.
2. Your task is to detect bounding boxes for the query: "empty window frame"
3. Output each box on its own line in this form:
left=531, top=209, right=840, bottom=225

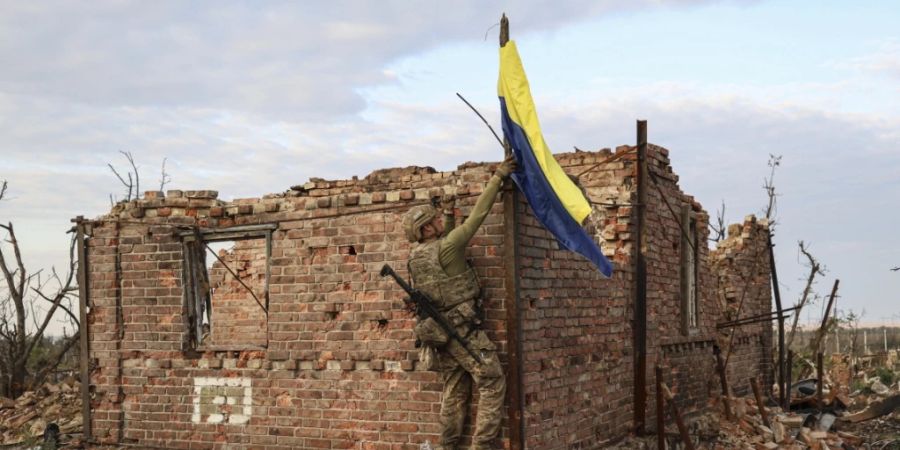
left=181, top=224, right=275, bottom=350
left=680, top=204, right=699, bottom=334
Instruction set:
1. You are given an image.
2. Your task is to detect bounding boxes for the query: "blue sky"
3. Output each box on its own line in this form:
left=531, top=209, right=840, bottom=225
left=1, top=0, right=898, bottom=333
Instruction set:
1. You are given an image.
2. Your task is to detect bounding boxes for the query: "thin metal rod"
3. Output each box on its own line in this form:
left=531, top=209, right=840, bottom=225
left=655, top=366, right=665, bottom=450
left=456, top=93, right=506, bottom=151
left=714, top=346, right=734, bottom=421
left=633, top=120, right=648, bottom=434
left=203, top=242, right=267, bottom=314
left=662, top=383, right=696, bottom=450
left=575, top=146, right=636, bottom=178
left=811, top=279, right=839, bottom=354
left=648, top=170, right=696, bottom=254
left=721, top=305, right=800, bottom=325
left=751, top=377, right=770, bottom=428
left=716, top=306, right=799, bottom=328
left=816, top=352, right=824, bottom=408
left=784, top=350, right=794, bottom=411
left=716, top=313, right=793, bottom=329
left=768, top=230, right=786, bottom=405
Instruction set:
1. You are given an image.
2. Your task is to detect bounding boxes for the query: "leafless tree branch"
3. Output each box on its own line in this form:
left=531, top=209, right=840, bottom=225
left=159, top=157, right=172, bottom=192
left=709, top=199, right=726, bottom=242
left=28, top=331, right=79, bottom=391
left=763, top=154, right=781, bottom=224
left=0, top=197, right=80, bottom=398
left=786, top=240, right=826, bottom=348
left=108, top=150, right=141, bottom=202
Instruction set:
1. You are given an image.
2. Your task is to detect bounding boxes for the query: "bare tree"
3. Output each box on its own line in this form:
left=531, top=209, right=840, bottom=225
left=709, top=199, right=727, bottom=242
left=0, top=182, right=79, bottom=399
left=159, top=157, right=172, bottom=192
left=763, top=154, right=781, bottom=224
left=108, top=150, right=140, bottom=204
left=786, top=241, right=826, bottom=348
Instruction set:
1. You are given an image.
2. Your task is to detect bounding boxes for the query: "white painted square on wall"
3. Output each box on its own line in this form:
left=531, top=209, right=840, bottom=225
left=192, top=377, right=252, bottom=424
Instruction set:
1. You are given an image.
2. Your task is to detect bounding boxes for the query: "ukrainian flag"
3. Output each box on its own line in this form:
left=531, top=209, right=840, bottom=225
left=498, top=41, right=613, bottom=277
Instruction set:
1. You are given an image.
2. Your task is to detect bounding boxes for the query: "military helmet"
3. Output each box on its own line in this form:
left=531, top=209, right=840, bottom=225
left=402, top=204, right=437, bottom=242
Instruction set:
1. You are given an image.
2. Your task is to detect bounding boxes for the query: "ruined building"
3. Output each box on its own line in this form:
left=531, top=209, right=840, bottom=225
left=75, top=139, right=773, bottom=449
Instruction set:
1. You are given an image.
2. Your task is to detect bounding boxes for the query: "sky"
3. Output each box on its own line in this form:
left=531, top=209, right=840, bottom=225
left=0, top=0, right=898, bottom=334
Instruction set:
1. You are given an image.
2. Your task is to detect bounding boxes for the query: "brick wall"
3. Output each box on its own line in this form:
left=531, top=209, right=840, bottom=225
left=640, top=145, right=721, bottom=418
left=207, top=238, right=268, bottom=348
left=517, top=148, right=635, bottom=449
left=84, top=164, right=513, bottom=449
left=80, top=145, right=772, bottom=449
left=710, top=216, right=774, bottom=396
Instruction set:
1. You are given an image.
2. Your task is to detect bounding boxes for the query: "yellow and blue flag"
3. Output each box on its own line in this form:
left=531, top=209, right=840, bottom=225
left=498, top=41, right=613, bottom=277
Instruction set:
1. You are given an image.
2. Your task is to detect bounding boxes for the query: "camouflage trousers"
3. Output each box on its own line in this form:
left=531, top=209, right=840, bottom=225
left=434, top=330, right=506, bottom=450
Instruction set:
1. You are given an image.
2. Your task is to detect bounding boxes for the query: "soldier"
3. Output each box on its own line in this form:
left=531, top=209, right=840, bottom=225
left=402, top=155, right=516, bottom=450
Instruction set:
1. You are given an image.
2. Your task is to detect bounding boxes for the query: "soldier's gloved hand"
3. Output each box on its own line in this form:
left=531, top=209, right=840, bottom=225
left=439, top=195, right=456, bottom=216
left=495, top=154, right=518, bottom=179
left=440, top=194, right=455, bottom=210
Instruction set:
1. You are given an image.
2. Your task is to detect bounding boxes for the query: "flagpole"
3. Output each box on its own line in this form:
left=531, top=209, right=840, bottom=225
left=500, top=13, right=526, bottom=450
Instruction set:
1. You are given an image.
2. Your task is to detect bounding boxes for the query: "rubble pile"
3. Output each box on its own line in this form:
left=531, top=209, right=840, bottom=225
left=610, top=351, right=899, bottom=449
left=0, top=379, right=82, bottom=447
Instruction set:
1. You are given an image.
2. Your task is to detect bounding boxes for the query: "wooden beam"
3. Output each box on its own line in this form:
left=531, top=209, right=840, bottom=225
left=74, top=217, right=92, bottom=442
left=499, top=13, right=524, bottom=450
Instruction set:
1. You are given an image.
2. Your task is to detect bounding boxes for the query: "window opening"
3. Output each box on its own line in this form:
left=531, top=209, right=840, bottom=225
left=182, top=224, right=274, bottom=350
left=681, top=205, right=699, bottom=334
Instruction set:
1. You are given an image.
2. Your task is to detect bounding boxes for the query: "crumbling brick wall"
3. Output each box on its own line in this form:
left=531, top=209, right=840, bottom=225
left=80, top=145, right=772, bottom=450
left=207, top=239, right=268, bottom=348
left=84, top=164, right=516, bottom=449
left=638, top=144, right=722, bottom=419
left=517, top=147, right=635, bottom=449
left=615, top=145, right=772, bottom=424
left=710, top=216, right=774, bottom=396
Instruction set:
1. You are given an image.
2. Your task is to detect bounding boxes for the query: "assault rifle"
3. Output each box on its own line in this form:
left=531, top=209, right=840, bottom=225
left=380, top=264, right=483, bottom=364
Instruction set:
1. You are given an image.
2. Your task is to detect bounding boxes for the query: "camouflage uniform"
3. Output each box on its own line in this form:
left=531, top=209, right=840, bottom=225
left=405, top=171, right=509, bottom=450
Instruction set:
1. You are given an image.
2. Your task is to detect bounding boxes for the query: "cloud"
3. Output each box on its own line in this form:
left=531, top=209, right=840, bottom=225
left=0, top=0, right=722, bottom=120
left=829, top=39, right=900, bottom=81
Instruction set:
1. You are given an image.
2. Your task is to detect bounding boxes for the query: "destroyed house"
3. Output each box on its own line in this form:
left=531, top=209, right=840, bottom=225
left=76, top=139, right=773, bottom=449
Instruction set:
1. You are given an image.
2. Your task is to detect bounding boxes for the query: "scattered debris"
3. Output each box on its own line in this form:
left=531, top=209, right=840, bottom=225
left=0, top=379, right=82, bottom=448
left=609, top=349, right=900, bottom=449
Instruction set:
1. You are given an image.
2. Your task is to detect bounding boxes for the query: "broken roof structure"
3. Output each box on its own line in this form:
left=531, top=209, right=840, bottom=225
left=74, top=132, right=773, bottom=449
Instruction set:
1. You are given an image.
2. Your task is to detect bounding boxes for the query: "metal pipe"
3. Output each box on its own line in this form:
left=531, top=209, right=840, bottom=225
left=751, top=377, right=770, bottom=428
left=633, top=120, right=648, bottom=434
left=716, top=313, right=793, bottom=329
left=767, top=230, right=786, bottom=406
left=718, top=306, right=800, bottom=326
left=656, top=366, right=664, bottom=450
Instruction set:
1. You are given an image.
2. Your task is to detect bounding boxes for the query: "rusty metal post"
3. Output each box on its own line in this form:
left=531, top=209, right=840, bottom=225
left=662, top=384, right=695, bottom=450
left=634, top=120, right=648, bottom=434
left=767, top=230, right=786, bottom=405
left=74, top=216, right=92, bottom=441
left=816, top=352, right=824, bottom=408
left=714, top=346, right=733, bottom=421
left=784, top=350, right=794, bottom=411
left=751, top=377, right=770, bottom=428
left=656, top=366, right=665, bottom=450
left=812, top=280, right=840, bottom=354
left=499, top=13, right=524, bottom=450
